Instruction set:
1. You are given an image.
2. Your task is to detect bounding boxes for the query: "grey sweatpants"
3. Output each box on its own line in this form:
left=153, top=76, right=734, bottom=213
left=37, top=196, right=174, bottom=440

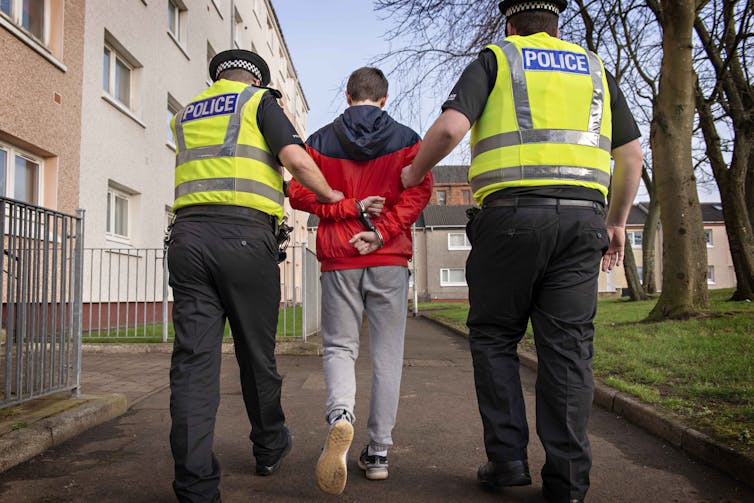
left=320, top=266, right=409, bottom=452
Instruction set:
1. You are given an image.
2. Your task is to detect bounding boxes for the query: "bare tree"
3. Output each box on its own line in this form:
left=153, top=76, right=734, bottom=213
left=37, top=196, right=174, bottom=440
left=646, top=0, right=710, bottom=319
left=692, top=0, right=754, bottom=300
left=568, top=0, right=658, bottom=298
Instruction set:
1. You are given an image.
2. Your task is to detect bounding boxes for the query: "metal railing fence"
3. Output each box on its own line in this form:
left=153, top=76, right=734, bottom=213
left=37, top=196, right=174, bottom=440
left=1, top=198, right=84, bottom=409
left=81, top=243, right=320, bottom=342
left=82, top=248, right=170, bottom=340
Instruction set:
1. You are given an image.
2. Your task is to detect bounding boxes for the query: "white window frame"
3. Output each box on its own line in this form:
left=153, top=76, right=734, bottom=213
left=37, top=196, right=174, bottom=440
left=102, top=32, right=144, bottom=124
left=167, top=0, right=188, bottom=51
left=704, top=229, right=713, bottom=247
left=707, top=265, right=715, bottom=284
left=206, top=41, right=216, bottom=86
left=106, top=185, right=131, bottom=242
left=440, top=268, right=466, bottom=287
left=448, top=232, right=471, bottom=250
left=103, top=43, right=133, bottom=108
left=627, top=230, right=643, bottom=248
left=0, top=141, right=44, bottom=205
left=0, top=0, right=64, bottom=66
left=166, top=94, right=182, bottom=148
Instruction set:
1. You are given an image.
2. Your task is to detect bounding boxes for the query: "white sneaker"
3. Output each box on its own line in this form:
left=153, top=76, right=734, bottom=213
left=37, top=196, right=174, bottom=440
left=315, top=419, right=354, bottom=495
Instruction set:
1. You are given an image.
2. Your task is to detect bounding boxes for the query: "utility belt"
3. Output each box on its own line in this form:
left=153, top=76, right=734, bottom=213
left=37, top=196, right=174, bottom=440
left=167, top=204, right=293, bottom=263
left=482, top=197, right=604, bottom=210
left=174, top=204, right=278, bottom=232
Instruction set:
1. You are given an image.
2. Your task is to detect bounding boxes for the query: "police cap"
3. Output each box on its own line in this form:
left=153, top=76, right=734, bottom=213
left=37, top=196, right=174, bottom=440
left=498, top=0, right=568, bottom=18
left=209, top=49, right=271, bottom=86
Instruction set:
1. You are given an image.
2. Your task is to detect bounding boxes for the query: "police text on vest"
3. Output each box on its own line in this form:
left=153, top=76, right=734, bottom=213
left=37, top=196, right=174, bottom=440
left=182, top=93, right=239, bottom=122
left=521, top=48, right=589, bottom=75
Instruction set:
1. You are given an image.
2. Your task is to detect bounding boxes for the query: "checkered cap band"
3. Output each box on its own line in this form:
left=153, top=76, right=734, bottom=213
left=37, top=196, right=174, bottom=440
left=215, top=59, right=263, bottom=82
left=505, top=1, right=561, bottom=17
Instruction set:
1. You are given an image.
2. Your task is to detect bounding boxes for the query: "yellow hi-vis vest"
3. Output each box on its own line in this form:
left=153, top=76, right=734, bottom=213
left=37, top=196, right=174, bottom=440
left=171, top=79, right=285, bottom=221
left=469, top=33, right=612, bottom=204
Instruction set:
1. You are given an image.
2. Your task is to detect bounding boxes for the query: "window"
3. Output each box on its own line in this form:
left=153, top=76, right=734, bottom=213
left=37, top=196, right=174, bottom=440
left=440, top=268, right=466, bottom=287
left=167, top=0, right=187, bottom=45
left=704, top=229, right=713, bottom=247
left=448, top=232, right=471, bottom=250
left=103, top=45, right=132, bottom=107
left=707, top=265, right=715, bottom=284
left=627, top=230, right=643, bottom=247
left=106, top=186, right=130, bottom=239
left=437, top=190, right=446, bottom=206
left=166, top=94, right=182, bottom=146
left=0, top=142, right=42, bottom=204
left=462, top=190, right=471, bottom=205
left=1, top=0, right=64, bottom=58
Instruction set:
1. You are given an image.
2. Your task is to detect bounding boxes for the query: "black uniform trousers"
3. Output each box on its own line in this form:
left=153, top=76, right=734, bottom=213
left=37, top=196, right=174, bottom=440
left=167, top=207, right=288, bottom=503
left=466, top=201, right=608, bottom=502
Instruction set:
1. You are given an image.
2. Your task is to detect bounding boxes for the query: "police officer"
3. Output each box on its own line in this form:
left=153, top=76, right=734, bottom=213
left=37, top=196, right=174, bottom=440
left=168, top=49, right=343, bottom=503
left=401, top=2, right=643, bottom=501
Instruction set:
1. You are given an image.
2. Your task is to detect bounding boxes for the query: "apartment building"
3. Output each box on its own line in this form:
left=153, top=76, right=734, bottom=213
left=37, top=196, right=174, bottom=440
left=80, top=0, right=310, bottom=251
left=604, top=202, right=735, bottom=292
left=0, top=0, right=85, bottom=214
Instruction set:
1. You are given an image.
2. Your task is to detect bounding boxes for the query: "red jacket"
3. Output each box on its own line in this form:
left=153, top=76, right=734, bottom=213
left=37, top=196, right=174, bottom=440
left=288, top=105, right=433, bottom=271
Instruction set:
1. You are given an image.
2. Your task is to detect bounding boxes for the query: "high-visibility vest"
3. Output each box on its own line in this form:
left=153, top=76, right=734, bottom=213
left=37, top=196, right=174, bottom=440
left=171, top=79, right=284, bottom=221
left=469, top=33, right=612, bottom=204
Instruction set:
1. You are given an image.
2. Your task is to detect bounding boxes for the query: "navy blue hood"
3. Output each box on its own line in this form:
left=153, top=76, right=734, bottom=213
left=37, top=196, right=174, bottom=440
left=307, top=105, right=420, bottom=161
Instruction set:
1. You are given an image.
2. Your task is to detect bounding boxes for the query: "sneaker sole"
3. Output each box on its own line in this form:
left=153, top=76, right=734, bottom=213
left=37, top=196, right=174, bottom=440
left=315, top=421, right=353, bottom=495
left=357, top=457, right=389, bottom=480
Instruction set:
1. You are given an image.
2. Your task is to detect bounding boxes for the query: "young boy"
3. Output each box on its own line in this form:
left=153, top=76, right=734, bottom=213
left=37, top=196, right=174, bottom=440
left=288, top=67, right=432, bottom=495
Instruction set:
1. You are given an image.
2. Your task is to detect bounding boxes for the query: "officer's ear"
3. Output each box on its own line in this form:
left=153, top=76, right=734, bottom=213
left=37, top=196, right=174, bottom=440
left=378, top=95, right=387, bottom=108
left=346, top=92, right=354, bottom=106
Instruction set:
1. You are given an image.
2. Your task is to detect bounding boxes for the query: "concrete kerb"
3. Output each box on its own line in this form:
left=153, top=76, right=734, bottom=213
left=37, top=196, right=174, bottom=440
left=419, top=313, right=754, bottom=489
left=0, top=393, right=127, bottom=473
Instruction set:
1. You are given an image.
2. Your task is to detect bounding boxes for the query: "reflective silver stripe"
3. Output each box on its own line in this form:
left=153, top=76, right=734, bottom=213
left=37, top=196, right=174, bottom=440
left=470, top=165, right=611, bottom=193
left=473, top=129, right=611, bottom=158
left=501, top=41, right=533, bottom=129
left=174, top=111, right=187, bottom=152
left=174, top=178, right=284, bottom=205
left=223, top=86, right=257, bottom=150
left=586, top=52, right=605, bottom=135
left=176, top=143, right=278, bottom=168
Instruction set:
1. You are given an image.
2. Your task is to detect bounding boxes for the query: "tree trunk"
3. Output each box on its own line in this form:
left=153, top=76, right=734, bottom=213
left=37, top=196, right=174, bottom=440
left=647, top=0, right=709, bottom=320
left=641, top=165, right=661, bottom=294
left=695, top=80, right=754, bottom=301
left=623, top=230, right=648, bottom=300
left=744, top=149, right=754, bottom=236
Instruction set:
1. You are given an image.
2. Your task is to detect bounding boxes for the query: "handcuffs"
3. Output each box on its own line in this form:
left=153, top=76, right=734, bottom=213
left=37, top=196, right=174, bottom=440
left=356, top=199, right=384, bottom=248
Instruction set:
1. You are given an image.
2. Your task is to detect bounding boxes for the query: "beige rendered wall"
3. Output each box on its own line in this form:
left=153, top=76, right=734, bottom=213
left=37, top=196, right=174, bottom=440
left=0, top=0, right=85, bottom=214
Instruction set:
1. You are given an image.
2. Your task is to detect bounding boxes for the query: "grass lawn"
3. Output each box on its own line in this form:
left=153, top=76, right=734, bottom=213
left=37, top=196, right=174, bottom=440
left=417, top=289, right=754, bottom=457
left=82, top=305, right=306, bottom=343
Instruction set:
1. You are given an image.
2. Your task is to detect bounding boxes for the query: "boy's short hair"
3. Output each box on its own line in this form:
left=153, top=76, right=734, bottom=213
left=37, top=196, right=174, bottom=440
left=347, top=67, right=389, bottom=102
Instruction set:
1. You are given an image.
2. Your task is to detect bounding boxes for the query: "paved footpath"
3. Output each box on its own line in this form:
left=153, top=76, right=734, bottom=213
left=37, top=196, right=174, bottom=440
left=1, top=317, right=752, bottom=502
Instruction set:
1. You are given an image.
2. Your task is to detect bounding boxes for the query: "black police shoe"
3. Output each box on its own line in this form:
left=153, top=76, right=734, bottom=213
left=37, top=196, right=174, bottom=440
left=255, top=429, right=293, bottom=476
left=477, top=460, right=532, bottom=488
